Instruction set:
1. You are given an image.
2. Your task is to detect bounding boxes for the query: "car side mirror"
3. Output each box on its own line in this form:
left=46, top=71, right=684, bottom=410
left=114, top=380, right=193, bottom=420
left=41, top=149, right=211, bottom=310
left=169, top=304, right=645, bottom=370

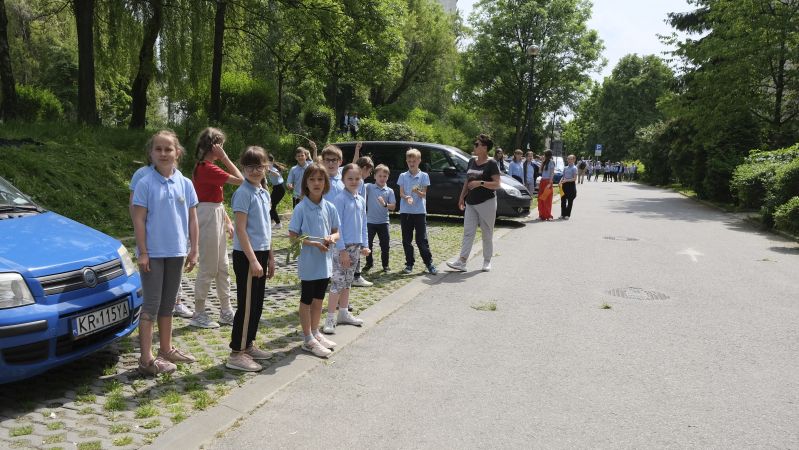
left=443, top=167, right=458, bottom=176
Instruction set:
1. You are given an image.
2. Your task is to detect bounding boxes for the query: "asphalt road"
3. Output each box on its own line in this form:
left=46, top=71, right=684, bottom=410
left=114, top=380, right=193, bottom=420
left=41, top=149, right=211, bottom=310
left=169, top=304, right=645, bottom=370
left=211, top=181, right=799, bottom=449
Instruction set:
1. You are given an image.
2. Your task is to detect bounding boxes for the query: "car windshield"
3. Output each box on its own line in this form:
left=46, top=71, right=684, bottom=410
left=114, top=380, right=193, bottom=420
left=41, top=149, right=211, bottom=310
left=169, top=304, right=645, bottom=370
left=447, top=146, right=471, bottom=171
left=0, top=177, right=39, bottom=209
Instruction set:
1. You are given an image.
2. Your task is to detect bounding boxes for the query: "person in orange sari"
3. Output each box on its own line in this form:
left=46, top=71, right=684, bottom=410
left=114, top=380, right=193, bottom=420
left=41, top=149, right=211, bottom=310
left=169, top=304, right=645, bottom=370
left=537, top=150, right=555, bottom=220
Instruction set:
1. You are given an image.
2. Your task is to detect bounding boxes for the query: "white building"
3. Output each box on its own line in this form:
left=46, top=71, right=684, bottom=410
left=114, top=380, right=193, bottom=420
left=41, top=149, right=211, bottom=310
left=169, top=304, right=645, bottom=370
left=437, top=0, right=457, bottom=13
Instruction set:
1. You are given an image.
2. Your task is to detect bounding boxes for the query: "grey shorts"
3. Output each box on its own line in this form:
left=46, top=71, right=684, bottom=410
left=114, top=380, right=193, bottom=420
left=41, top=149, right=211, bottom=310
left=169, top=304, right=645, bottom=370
left=140, top=257, right=185, bottom=321
left=330, top=244, right=361, bottom=293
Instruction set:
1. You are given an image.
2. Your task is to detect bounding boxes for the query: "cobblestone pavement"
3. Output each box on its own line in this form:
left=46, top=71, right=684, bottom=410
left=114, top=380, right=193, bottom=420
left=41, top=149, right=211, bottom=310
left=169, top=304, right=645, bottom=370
left=0, top=219, right=468, bottom=450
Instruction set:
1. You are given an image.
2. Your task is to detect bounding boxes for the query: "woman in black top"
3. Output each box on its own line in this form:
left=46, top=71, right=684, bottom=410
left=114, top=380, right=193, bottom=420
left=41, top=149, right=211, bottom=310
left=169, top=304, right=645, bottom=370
left=446, top=134, right=501, bottom=273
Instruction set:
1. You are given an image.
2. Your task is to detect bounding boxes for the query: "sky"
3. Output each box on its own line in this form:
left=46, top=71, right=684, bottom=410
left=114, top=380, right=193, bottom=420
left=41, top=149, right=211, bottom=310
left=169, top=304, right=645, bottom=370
left=457, top=0, right=694, bottom=81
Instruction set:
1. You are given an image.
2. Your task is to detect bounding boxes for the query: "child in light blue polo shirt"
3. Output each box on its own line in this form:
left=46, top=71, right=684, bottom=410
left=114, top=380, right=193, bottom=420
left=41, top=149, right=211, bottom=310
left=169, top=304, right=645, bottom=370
left=321, top=145, right=345, bottom=202
left=397, top=148, right=437, bottom=275
left=289, top=163, right=340, bottom=358
left=131, top=130, right=199, bottom=376
left=226, top=146, right=276, bottom=373
left=363, top=164, right=396, bottom=272
left=286, top=147, right=311, bottom=207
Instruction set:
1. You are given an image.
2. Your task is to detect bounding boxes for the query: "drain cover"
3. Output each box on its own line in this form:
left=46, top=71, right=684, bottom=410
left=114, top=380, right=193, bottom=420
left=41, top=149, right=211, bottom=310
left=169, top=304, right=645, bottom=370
left=603, top=236, right=639, bottom=241
left=607, top=287, right=669, bottom=300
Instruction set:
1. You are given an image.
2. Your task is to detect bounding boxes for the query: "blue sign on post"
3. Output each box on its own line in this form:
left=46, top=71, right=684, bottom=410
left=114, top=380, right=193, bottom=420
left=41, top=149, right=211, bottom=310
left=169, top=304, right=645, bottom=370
left=595, top=144, right=603, bottom=156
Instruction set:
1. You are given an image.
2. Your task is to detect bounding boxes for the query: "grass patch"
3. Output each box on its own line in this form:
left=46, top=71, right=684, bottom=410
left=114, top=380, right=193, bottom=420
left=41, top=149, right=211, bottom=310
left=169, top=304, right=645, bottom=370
left=77, top=441, right=102, bottom=450
left=104, top=393, right=127, bottom=411
left=43, top=433, right=66, bottom=444
left=142, top=419, right=161, bottom=429
left=134, top=403, right=158, bottom=419
left=46, top=421, right=65, bottom=431
left=204, top=367, right=225, bottom=380
left=470, top=301, right=497, bottom=311
left=600, top=302, right=612, bottom=310
left=109, top=424, right=131, bottom=434
left=113, top=436, right=135, bottom=446
left=103, top=380, right=124, bottom=394
left=191, top=390, right=216, bottom=410
left=9, top=425, right=33, bottom=437
left=75, top=385, right=96, bottom=404
left=171, top=411, right=188, bottom=424
left=161, top=389, right=182, bottom=405
left=78, top=406, right=95, bottom=415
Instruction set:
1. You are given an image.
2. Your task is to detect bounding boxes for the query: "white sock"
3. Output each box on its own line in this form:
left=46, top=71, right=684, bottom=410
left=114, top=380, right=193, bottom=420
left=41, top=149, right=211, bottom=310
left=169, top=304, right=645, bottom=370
left=327, top=312, right=336, bottom=320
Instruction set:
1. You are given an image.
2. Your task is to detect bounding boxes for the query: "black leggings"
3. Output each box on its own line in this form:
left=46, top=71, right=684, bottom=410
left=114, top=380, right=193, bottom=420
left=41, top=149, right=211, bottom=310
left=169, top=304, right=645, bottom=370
left=366, top=222, right=390, bottom=268
left=269, top=184, right=286, bottom=224
left=560, top=182, right=577, bottom=217
left=230, top=250, right=269, bottom=352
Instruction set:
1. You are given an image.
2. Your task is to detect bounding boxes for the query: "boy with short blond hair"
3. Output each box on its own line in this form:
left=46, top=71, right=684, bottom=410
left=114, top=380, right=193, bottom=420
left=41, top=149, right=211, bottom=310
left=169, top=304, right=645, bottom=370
left=397, top=148, right=437, bottom=275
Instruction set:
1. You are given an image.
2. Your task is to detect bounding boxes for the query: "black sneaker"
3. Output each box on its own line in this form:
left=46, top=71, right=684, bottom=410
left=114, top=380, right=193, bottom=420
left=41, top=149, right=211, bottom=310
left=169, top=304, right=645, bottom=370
left=382, top=266, right=390, bottom=272
left=426, top=264, right=438, bottom=275
left=402, top=265, right=413, bottom=274
left=362, top=262, right=373, bottom=272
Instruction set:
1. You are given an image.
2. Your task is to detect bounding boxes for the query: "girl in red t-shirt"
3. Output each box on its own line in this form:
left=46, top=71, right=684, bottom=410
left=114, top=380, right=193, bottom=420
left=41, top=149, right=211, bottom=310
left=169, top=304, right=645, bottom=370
left=190, top=127, right=244, bottom=329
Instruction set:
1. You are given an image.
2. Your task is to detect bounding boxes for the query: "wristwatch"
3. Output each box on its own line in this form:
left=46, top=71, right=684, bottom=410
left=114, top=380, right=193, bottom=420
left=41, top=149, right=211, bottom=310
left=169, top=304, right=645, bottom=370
left=480, top=181, right=485, bottom=186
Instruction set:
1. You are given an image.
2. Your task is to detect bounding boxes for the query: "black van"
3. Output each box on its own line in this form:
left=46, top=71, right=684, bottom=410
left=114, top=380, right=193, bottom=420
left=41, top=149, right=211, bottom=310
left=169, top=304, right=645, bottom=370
left=335, top=141, right=532, bottom=217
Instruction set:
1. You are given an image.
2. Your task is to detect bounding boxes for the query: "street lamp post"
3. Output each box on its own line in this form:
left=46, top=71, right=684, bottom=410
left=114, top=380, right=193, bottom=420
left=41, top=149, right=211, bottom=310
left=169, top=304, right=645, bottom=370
left=523, top=44, right=540, bottom=151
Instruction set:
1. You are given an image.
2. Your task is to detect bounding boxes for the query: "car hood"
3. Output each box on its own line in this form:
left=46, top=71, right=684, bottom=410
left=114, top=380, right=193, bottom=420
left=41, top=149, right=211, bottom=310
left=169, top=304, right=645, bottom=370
left=0, top=211, right=121, bottom=277
left=500, top=174, right=525, bottom=189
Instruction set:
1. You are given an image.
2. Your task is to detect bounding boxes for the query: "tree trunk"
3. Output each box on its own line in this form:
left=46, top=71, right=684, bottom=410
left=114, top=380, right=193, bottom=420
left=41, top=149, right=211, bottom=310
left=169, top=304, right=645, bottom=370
left=0, top=0, right=17, bottom=120
left=74, top=0, right=99, bottom=125
left=129, top=0, right=163, bottom=129
left=276, top=68, right=283, bottom=132
left=209, top=0, right=226, bottom=124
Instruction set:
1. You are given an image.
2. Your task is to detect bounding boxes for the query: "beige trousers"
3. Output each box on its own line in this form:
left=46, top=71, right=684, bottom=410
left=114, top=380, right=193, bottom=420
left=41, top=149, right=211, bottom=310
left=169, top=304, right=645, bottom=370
left=194, top=202, right=232, bottom=313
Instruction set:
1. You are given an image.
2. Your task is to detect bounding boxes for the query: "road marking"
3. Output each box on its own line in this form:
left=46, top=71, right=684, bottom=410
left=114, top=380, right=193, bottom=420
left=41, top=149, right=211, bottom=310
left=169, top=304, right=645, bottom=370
left=678, top=248, right=704, bottom=262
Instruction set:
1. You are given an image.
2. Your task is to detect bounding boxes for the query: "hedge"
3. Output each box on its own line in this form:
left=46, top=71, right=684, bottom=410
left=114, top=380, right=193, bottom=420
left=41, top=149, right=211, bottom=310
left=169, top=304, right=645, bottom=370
left=762, top=158, right=799, bottom=225
left=730, top=161, right=781, bottom=209
left=15, top=85, right=63, bottom=122
left=774, top=196, right=799, bottom=236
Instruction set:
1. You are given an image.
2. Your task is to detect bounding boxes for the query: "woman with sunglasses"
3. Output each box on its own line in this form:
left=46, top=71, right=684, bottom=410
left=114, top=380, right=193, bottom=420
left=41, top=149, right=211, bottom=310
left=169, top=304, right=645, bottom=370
left=446, top=134, right=501, bottom=273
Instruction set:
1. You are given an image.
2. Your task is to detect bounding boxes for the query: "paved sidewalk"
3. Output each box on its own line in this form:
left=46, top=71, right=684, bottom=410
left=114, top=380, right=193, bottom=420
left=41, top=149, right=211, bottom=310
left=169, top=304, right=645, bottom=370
left=211, top=181, right=799, bottom=449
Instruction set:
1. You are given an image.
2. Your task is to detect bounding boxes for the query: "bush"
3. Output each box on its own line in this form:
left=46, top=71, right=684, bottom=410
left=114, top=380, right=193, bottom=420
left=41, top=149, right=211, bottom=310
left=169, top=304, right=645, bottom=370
left=357, top=118, right=387, bottom=140
left=303, top=106, right=334, bottom=143
left=745, top=144, right=799, bottom=164
left=15, top=85, right=64, bottom=122
left=774, top=196, right=799, bottom=235
left=730, top=161, right=780, bottom=209
left=700, top=150, right=740, bottom=202
left=221, top=72, right=277, bottom=125
left=762, top=158, right=799, bottom=225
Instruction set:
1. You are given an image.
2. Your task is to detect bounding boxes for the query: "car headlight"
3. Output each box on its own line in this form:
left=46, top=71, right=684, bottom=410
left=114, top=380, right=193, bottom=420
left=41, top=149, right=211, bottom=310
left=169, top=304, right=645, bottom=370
left=117, top=245, right=137, bottom=276
left=501, top=183, right=521, bottom=197
left=0, top=273, right=35, bottom=309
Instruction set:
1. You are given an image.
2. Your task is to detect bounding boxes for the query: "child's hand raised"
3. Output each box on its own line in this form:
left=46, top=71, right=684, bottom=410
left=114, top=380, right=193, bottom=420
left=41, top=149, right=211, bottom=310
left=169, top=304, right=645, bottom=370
left=360, top=247, right=371, bottom=257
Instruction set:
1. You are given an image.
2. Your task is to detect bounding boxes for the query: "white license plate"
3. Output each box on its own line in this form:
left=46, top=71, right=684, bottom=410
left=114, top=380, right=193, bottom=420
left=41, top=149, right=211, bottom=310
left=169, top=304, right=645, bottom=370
left=72, top=300, right=130, bottom=338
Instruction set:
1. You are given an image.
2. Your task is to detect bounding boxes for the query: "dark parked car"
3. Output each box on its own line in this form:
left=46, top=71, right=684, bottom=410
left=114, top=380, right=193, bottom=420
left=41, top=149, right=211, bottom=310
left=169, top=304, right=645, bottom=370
left=336, top=141, right=532, bottom=217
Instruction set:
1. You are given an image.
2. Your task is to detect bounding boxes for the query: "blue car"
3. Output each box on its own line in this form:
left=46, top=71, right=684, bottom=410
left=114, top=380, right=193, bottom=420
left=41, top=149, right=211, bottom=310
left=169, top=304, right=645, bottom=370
left=0, top=176, right=142, bottom=384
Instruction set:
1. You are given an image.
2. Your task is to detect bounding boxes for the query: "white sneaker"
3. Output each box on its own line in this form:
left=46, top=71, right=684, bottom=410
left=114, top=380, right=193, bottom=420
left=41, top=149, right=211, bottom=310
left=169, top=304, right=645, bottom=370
left=322, top=316, right=337, bottom=334
left=172, top=302, right=193, bottom=318
left=446, top=260, right=467, bottom=272
left=314, top=333, right=337, bottom=349
left=482, top=261, right=492, bottom=272
left=337, top=310, right=363, bottom=327
left=188, top=312, right=220, bottom=329
left=273, top=222, right=283, bottom=229
left=351, top=276, right=373, bottom=287
left=301, top=339, right=332, bottom=358
left=219, top=309, right=235, bottom=325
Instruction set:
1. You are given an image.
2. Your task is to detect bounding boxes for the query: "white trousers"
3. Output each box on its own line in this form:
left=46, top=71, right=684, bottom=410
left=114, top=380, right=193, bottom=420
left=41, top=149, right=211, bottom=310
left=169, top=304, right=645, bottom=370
left=194, top=202, right=232, bottom=313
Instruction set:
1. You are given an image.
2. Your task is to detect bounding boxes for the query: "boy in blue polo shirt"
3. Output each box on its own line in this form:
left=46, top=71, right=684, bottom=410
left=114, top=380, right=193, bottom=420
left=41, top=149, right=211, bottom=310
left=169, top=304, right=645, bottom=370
left=321, top=144, right=345, bottom=202
left=397, top=148, right=437, bottom=275
left=363, top=164, right=396, bottom=272
left=286, top=147, right=312, bottom=207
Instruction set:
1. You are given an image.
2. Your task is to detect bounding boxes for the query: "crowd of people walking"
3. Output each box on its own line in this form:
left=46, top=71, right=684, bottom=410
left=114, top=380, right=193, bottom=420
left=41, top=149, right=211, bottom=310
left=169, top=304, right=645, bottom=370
left=129, top=128, right=637, bottom=375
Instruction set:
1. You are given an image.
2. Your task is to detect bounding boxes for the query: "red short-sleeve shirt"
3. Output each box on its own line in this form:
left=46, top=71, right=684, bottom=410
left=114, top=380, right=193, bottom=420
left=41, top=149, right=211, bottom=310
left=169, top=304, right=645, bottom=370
left=193, top=161, right=230, bottom=203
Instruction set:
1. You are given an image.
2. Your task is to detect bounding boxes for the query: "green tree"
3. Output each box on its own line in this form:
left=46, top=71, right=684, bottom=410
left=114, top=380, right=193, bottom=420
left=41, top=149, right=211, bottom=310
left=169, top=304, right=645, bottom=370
left=461, top=0, right=603, bottom=149
left=0, top=0, right=17, bottom=119
left=594, top=54, right=674, bottom=161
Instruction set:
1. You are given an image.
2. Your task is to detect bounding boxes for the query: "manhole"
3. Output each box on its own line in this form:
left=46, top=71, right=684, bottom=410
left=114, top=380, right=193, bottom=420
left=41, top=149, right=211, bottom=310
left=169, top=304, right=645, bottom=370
left=603, top=236, right=639, bottom=241
left=606, top=287, right=669, bottom=300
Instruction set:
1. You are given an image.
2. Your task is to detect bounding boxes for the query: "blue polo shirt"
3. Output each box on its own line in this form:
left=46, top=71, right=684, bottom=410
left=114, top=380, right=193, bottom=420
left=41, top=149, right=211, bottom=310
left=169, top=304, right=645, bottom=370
left=286, top=162, right=311, bottom=198
left=129, top=165, right=153, bottom=191
left=231, top=182, right=272, bottom=251
left=332, top=190, right=367, bottom=249
left=267, top=167, right=284, bottom=186
left=365, top=183, right=395, bottom=225
left=541, top=160, right=554, bottom=179
left=397, top=170, right=430, bottom=214
left=132, top=168, right=198, bottom=258
left=324, top=172, right=344, bottom=203
left=508, top=160, right=523, bottom=180
left=562, top=164, right=578, bottom=182
left=288, top=197, right=340, bottom=280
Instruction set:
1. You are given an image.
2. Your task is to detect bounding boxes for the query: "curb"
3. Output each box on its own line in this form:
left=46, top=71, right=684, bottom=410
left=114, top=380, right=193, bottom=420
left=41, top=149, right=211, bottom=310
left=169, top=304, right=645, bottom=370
left=144, top=223, right=517, bottom=449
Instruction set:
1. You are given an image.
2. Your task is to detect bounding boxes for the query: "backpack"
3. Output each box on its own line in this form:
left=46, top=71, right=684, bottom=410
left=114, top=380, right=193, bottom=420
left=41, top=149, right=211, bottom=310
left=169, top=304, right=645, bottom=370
left=578, top=161, right=586, bottom=170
